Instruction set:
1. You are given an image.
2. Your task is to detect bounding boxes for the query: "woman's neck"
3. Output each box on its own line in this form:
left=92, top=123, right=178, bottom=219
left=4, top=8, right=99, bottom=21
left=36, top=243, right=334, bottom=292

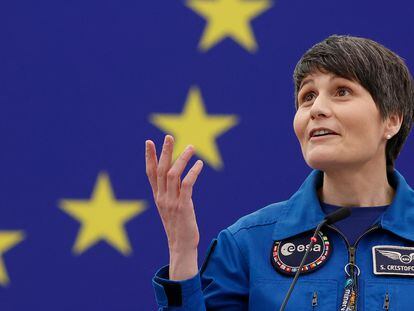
left=319, top=163, right=395, bottom=207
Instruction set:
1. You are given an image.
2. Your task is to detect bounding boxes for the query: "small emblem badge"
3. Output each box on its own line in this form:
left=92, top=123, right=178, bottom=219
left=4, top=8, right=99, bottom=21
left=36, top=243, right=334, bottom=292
left=271, top=231, right=331, bottom=275
left=373, top=245, right=414, bottom=276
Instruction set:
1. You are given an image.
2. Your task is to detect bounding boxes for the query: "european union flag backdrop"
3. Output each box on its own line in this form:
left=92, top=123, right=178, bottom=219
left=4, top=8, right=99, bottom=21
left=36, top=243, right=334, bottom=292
left=1, top=0, right=414, bottom=310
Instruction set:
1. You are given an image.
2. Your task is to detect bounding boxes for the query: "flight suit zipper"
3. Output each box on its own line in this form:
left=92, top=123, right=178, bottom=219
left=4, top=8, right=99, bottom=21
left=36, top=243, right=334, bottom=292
left=327, top=224, right=380, bottom=310
left=383, top=292, right=390, bottom=310
left=312, top=291, right=318, bottom=310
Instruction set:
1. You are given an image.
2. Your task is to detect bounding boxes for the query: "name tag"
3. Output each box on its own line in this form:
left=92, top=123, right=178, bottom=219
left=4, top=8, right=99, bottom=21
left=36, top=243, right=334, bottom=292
left=372, top=245, right=414, bottom=276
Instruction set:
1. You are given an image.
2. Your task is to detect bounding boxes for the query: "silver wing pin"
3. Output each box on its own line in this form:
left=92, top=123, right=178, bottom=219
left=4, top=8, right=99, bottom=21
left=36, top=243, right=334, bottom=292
left=378, top=250, right=402, bottom=261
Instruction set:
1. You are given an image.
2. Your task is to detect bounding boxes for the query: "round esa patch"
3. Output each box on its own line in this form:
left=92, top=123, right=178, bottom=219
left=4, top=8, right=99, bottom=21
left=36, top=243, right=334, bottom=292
left=271, top=231, right=331, bottom=275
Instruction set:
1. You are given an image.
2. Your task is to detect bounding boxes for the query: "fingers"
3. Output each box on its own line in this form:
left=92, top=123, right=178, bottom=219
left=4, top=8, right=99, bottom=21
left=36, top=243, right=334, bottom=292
left=179, top=160, right=204, bottom=203
left=147, top=135, right=203, bottom=209
left=157, top=135, right=174, bottom=195
left=167, top=145, right=195, bottom=201
left=145, top=140, right=159, bottom=198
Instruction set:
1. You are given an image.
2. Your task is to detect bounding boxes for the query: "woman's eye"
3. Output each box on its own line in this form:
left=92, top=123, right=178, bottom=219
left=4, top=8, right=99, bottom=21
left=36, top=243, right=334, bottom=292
left=337, top=87, right=350, bottom=96
left=302, top=92, right=315, bottom=102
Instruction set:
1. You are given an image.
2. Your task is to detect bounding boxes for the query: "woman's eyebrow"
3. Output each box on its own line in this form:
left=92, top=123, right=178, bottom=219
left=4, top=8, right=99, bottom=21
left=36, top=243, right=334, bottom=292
left=299, top=78, right=314, bottom=91
left=299, top=75, right=349, bottom=91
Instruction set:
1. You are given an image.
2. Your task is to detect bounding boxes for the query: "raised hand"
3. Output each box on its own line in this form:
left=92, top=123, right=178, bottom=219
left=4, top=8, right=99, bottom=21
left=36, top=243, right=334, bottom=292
left=145, top=135, right=204, bottom=280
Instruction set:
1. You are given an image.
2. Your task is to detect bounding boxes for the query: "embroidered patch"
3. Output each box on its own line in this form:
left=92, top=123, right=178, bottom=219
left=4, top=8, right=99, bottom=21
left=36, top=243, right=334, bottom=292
left=373, top=245, right=414, bottom=276
left=271, top=231, right=331, bottom=276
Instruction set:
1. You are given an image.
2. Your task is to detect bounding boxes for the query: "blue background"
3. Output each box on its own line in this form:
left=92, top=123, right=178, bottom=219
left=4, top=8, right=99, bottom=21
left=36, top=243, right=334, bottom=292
left=0, top=0, right=413, bottom=310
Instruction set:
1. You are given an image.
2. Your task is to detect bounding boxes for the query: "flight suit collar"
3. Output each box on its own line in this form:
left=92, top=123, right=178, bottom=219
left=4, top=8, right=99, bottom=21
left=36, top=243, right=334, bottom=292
left=272, top=169, right=414, bottom=242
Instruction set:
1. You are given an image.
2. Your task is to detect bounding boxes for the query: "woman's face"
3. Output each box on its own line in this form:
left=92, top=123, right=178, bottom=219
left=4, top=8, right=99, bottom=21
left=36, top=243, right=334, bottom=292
left=293, top=70, right=391, bottom=171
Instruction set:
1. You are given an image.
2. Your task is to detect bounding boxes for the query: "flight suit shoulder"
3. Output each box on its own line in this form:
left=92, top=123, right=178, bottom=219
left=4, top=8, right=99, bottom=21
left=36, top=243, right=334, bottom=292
left=227, top=200, right=288, bottom=236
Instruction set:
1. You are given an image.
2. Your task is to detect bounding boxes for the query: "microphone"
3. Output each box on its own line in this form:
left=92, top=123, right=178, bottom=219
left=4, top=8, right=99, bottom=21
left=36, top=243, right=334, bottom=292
left=324, top=206, right=351, bottom=225
left=279, top=207, right=351, bottom=311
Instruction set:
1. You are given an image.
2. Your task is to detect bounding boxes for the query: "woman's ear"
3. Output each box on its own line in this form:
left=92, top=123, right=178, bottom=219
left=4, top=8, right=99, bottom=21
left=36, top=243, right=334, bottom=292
left=385, top=113, right=403, bottom=139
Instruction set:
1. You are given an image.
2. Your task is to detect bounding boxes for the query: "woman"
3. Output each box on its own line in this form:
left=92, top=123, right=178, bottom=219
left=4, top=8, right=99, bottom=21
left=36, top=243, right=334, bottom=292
left=145, top=35, right=414, bottom=310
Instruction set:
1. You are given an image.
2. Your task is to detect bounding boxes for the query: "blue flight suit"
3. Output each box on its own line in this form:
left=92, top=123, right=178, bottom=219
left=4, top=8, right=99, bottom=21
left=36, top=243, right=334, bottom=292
left=152, top=170, right=414, bottom=310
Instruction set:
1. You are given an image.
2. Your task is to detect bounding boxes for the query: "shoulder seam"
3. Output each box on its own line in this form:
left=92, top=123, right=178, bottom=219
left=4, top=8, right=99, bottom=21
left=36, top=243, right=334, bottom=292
left=225, top=228, right=249, bottom=279
left=232, top=219, right=278, bottom=236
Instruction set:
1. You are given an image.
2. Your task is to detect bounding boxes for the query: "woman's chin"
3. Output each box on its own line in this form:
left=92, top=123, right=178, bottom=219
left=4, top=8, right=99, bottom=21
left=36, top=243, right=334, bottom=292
left=305, top=155, right=340, bottom=171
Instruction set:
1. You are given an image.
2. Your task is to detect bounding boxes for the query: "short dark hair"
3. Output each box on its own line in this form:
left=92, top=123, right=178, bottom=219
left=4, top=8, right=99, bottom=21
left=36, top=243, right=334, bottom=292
left=293, top=35, right=414, bottom=170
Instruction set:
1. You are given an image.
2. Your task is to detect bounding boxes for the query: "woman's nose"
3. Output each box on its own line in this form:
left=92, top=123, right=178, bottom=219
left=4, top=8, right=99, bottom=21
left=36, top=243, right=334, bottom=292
left=310, top=95, right=332, bottom=119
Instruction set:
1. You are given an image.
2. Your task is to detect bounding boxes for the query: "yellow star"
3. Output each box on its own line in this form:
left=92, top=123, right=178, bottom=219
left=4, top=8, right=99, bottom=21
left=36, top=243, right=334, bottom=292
left=186, top=0, right=272, bottom=52
left=0, top=231, right=24, bottom=286
left=150, top=86, right=239, bottom=170
left=59, top=172, right=146, bottom=256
